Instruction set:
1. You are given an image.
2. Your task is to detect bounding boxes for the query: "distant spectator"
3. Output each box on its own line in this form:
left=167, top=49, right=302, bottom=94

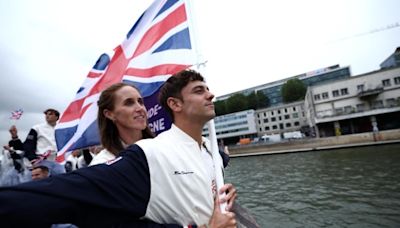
left=3, top=125, right=25, bottom=172
left=24, top=108, right=59, bottom=162
left=64, top=149, right=81, bottom=173
left=31, top=165, right=49, bottom=181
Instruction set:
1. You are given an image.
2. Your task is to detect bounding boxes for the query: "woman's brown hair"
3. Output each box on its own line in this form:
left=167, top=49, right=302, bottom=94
left=97, top=82, right=154, bottom=155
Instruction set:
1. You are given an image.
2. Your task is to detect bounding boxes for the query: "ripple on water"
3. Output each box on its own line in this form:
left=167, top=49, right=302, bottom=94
left=225, top=144, right=400, bottom=227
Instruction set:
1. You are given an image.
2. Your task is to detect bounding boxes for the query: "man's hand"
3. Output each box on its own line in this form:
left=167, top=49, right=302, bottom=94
left=218, top=183, right=237, bottom=212
left=202, top=196, right=236, bottom=228
left=3, top=145, right=11, bottom=150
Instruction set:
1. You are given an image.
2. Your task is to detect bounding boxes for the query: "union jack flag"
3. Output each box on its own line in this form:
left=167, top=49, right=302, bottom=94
left=10, top=108, right=24, bottom=120
left=55, top=0, right=198, bottom=163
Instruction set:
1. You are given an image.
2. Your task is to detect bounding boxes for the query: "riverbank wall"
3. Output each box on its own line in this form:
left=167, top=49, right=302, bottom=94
left=228, top=129, right=400, bottom=157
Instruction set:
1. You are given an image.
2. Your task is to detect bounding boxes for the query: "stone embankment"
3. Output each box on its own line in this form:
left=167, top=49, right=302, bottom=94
left=228, top=129, right=400, bottom=157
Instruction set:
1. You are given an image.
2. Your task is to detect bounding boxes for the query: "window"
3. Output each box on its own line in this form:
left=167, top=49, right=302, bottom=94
left=263, top=118, right=269, bottom=123
left=372, top=100, right=384, bottom=109
left=292, top=113, right=299, bottom=118
left=258, top=120, right=261, bottom=124
left=332, top=90, right=339, bottom=97
left=263, top=113, right=267, bottom=117
left=278, top=110, right=281, bottom=114
left=395, top=77, right=400, bottom=85
left=259, top=128, right=262, bottom=131
left=293, top=107, right=297, bottom=111
left=271, top=117, right=276, bottom=122
left=356, top=103, right=365, bottom=112
left=271, top=111, right=274, bottom=116
left=335, top=107, right=343, bottom=115
left=386, top=98, right=396, bottom=107
left=284, top=108, right=288, bottom=113
left=294, top=121, right=300, bottom=126
left=382, top=79, right=391, bottom=87
left=340, top=88, right=348, bottom=95
left=257, top=114, right=260, bottom=118
left=278, top=116, right=282, bottom=121
left=284, top=114, right=290, bottom=119
left=272, top=125, right=277, bottom=130
left=322, top=92, right=329, bottom=99
left=344, top=106, right=353, bottom=113
left=264, top=126, right=270, bottom=131
left=314, top=94, right=321, bottom=100
left=279, top=123, right=284, bottom=129
left=286, top=123, right=291, bottom=128
left=357, top=84, right=364, bottom=92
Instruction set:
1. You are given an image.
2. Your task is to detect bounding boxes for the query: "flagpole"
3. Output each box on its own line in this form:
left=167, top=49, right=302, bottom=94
left=185, top=0, right=227, bottom=213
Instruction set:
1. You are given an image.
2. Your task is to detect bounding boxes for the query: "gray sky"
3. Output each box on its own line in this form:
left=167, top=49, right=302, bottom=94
left=1, top=0, right=400, bottom=144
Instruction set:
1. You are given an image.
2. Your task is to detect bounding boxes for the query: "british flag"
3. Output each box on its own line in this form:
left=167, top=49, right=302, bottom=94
left=55, top=0, right=198, bottom=163
left=9, top=108, right=24, bottom=120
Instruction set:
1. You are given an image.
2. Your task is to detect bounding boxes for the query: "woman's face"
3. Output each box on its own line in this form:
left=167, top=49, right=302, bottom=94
left=105, top=86, right=147, bottom=132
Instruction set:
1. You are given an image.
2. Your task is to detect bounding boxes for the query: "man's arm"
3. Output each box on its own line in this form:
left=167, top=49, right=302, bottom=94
left=23, top=128, right=38, bottom=161
left=0, top=145, right=152, bottom=227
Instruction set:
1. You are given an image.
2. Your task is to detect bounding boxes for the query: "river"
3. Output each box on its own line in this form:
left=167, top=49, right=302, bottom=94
left=225, top=143, right=400, bottom=228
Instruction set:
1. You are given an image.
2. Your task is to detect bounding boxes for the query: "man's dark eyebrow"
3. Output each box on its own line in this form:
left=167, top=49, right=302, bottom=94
left=191, top=84, right=208, bottom=91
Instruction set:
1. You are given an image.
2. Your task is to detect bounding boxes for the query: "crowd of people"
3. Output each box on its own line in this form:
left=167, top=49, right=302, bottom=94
left=0, top=69, right=238, bottom=228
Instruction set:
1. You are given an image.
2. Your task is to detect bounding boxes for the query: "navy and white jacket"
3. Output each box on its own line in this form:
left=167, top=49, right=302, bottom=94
left=0, top=125, right=227, bottom=227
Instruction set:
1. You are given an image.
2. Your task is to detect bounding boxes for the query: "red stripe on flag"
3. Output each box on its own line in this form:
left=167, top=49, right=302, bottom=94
left=59, top=99, right=84, bottom=122
left=133, top=4, right=187, bottom=58
left=87, top=71, right=103, bottom=78
left=125, top=64, right=189, bottom=77
left=90, top=46, right=130, bottom=95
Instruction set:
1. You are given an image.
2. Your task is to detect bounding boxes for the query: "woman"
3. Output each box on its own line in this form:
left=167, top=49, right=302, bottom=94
left=90, top=82, right=154, bottom=166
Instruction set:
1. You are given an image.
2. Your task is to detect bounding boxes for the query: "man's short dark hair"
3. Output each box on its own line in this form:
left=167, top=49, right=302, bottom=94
left=44, top=108, right=60, bottom=119
left=158, top=69, right=205, bottom=120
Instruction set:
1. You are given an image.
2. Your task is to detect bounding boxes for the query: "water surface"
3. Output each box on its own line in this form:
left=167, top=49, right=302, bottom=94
left=225, top=144, right=400, bottom=227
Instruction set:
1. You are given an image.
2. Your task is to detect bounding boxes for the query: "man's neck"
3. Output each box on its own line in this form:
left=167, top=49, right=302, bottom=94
left=47, top=121, right=57, bottom=127
left=174, top=120, right=205, bottom=147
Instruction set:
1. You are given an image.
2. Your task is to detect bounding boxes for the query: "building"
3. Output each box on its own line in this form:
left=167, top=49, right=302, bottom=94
left=304, top=66, right=400, bottom=137
left=380, top=47, right=400, bottom=69
left=255, top=100, right=308, bottom=137
left=203, top=109, right=257, bottom=145
left=217, top=65, right=351, bottom=107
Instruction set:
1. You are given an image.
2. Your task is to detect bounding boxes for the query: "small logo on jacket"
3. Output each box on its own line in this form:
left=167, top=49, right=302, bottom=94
left=174, top=171, right=194, bottom=175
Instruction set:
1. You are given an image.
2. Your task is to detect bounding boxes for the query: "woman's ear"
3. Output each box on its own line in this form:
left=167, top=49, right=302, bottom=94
left=103, top=109, right=114, bottom=121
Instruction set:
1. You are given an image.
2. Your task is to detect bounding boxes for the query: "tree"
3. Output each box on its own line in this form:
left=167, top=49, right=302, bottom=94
left=226, top=93, right=248, bottom=113
left=214, top=100, right=227, bottom=116
left=256, top=91, right=269, bottom=108
left=281, top=78, right=306, bottom=103
left=247, top=92, right=258, bottom=110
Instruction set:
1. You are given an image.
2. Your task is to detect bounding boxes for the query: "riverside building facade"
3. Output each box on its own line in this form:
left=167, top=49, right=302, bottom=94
left=255, top=100, right=308, bottom=137
left=304, top=66, right=400, bottom=137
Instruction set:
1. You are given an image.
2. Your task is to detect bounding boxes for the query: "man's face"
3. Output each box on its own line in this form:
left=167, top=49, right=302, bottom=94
left=31, top=167, right=49, bottom=180
left=45, top=111, right=58, bottom=124
left=179, top=80, right=215, bottom=123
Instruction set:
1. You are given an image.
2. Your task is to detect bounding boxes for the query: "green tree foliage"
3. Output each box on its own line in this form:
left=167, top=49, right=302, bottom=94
left=226, top=93, right=248, bottom=113
left=247, top=92, right=258, bottom=110
left=214, top=100, right=227, bottom=116
left=256, top=91, right=269, bottom=108
left=281, top=79, right=306, bottom=102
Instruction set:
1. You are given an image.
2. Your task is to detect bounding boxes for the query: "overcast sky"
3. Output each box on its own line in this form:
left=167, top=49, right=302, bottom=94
left=1, top=0, right=400, bottom=144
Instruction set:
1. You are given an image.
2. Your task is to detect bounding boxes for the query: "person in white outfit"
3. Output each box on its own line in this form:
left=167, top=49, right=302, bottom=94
left=23, top=108, right=59, bottom=162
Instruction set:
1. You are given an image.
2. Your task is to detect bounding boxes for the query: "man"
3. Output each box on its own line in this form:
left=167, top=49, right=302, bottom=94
left=30, top=165, right=49, bottom=180
left=0, top=70, right=236, bottom=228
left=24, top=108, right=59, bottom=161
left=3, top=125, right=25, bottom=172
